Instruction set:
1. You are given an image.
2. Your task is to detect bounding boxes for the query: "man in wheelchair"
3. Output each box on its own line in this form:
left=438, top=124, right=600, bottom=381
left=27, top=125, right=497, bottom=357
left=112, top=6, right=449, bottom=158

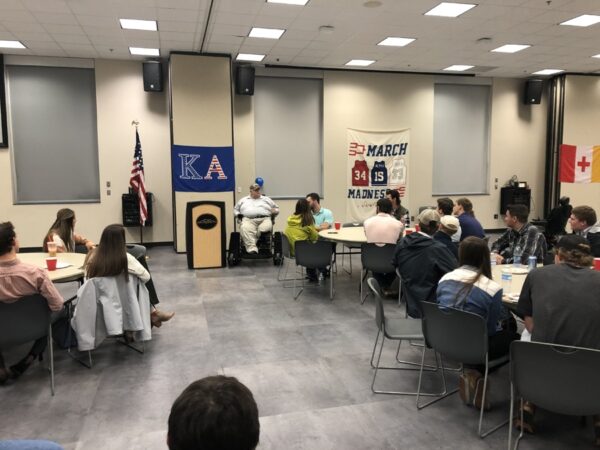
left=233, top=184, right=279, bottom=255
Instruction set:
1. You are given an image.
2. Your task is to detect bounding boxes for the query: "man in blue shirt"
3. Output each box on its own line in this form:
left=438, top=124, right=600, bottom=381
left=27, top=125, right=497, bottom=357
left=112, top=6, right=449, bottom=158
left=306, top=193, right=334, bottom=230
left=453, top=197, right=485, bottom=241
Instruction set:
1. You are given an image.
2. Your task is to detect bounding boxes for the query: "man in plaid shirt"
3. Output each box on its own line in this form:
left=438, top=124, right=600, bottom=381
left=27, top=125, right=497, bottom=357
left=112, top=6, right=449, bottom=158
left=491, top=204, right=547, bottom=265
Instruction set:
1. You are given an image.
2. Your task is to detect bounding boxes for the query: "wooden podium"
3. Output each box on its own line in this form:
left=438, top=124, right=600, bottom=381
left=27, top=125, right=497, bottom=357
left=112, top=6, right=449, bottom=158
left=186, top=201, right=226, bottom=269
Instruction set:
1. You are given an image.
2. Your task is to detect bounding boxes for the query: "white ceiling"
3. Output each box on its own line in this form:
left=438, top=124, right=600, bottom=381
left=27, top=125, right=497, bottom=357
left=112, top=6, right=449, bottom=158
left=1, top=0, right=600, bottom=77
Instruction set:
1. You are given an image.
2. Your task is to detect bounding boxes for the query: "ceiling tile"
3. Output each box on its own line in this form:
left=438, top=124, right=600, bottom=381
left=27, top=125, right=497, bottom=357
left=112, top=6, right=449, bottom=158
left=33, top=12, right=78, bottom=25
left=23, top=0, right=70, bottom=13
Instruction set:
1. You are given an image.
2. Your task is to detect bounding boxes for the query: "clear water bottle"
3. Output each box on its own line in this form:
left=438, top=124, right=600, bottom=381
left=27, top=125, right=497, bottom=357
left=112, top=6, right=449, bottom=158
left=528, top=255, right=537, bottom=272
left=501, top=270, right=512, bottom=293
left=318, top=272, right=325, bottom=285
left=490, top=252, right=497, bottom=267
left=513, top=243, right=523, bottom=267
left=404, top=212, right=410, bottom=227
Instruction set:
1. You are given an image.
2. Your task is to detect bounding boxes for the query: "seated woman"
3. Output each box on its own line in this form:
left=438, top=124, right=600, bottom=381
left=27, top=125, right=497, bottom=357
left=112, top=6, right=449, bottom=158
left=44, top=208, right=95, bottom=253
left=85, top=224, right=174, bottom=328
left=284, top=199, right=319, bottom=281
left=437, top=236, right=518, bottom=409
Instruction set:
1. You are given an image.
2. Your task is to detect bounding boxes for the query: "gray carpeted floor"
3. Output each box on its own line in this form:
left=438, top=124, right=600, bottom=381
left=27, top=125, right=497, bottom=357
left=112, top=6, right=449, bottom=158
left=0, top=246, right=595, bottom=449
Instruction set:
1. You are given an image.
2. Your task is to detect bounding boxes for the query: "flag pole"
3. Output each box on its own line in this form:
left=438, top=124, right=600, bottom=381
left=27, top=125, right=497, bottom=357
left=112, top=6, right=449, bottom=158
left=131, top=120, right=143, bottom=245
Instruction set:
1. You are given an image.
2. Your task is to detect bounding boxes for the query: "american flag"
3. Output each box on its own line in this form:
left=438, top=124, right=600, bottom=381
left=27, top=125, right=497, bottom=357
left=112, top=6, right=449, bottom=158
left=130, top=130, right=148, bottom=225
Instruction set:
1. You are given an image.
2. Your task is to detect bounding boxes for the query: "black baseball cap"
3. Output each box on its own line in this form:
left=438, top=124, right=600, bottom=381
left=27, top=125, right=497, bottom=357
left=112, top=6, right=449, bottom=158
left=556, top=235, right=591, bottom=254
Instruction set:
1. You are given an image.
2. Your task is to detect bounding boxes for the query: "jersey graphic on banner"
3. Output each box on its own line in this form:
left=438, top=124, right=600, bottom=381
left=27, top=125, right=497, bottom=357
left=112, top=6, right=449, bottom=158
left=371, top=160, right=388, bottom=186
left=389, top=158, right=406, bottom=185
left=352, top=160, right=370, bottom=186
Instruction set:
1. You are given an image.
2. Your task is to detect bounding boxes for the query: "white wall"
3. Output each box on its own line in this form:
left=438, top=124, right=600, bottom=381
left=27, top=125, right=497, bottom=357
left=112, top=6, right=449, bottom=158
left=0, top=59, right=172, bottom=247
left=561, top=75, right=600, bottom=216
left=233, top=71, right=548, bottom=231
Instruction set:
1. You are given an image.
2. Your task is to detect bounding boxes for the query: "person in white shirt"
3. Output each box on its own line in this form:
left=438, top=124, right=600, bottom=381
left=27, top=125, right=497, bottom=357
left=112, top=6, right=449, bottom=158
left=364, top=198, right=404, bottom=244
left=364, top=198, right=404, bottom=293
left=233, top=184, right=279, bottom=254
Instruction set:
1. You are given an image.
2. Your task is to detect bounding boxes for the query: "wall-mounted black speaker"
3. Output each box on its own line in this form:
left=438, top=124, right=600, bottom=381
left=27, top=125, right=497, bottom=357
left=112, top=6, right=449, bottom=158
left=143, top=61, right=163, bottom=92
left=523, top=79, right=542, bottom=105
left=235, top=66, right=255, bottom=95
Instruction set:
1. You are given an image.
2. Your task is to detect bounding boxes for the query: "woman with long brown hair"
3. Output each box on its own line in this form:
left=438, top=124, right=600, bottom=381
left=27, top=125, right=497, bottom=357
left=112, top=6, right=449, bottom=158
left=436, top=236, right=518, bottom=410
left=44, top=208, right=95, bottom=252
left=284, top=198, right=320, bottom=282
left=86, top=224, right=174, bottom=327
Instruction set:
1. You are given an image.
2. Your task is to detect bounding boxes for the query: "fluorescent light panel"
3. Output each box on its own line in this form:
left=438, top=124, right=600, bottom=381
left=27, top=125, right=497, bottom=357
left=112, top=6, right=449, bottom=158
left=491, top=44, right=530, bottom=53
left=236, top=53, right=265, bottom=62
left=267, top=0, right=309, bottom=4
left=346, top=59, right=375, bottom=66
left=120, top=19, right=157, bottom=31
left=0, top=40, right=26, bottom=49
left=532, top=69, right=564, bottom=75
left=560, top=14, right=600, bottom=27
left=425, top=2, right=476, bottom=17
left=443, top=64, right=473, bottom=71
left=249, top=27, right=285, bottom=39
left=129, top=47, right=159, bottom=56
left=593, top=54, right=600, bottom=59
left=378, top=37, right=415, bottom=47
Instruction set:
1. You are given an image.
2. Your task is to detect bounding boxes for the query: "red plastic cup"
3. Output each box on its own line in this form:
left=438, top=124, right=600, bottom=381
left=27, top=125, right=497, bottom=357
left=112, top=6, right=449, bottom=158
left=594, top=258, right=600, bottom=271
left=414, top=224, right=420, bottom=232
left=334, top=222, right=341, bottom=231
left=46, top=257, right=57, bottom=271
left=405, top=229, right=413, bottom=235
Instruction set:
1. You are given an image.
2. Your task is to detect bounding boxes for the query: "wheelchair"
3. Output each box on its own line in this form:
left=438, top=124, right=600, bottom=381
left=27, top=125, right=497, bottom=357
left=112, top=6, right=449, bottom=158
left=227, top=216, right=283, bottom=267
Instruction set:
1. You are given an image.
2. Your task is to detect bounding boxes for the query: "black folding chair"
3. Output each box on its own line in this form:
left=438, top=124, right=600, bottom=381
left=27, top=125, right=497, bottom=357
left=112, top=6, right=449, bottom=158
left=417, top=301, right=509, bottom=438
left=508, top=341, right=600, bottom=449
left=360, top=243, right=396, bottom=304
left=293, top=240, right=335, bottom=300
left=0, top=295, right=55, bottom=395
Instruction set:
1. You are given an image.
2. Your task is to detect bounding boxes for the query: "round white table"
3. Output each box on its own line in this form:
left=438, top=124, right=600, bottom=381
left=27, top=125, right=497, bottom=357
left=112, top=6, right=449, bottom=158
left=18, top=252, right=86, bottom=282
left=318, top=226, right=367, bottom=245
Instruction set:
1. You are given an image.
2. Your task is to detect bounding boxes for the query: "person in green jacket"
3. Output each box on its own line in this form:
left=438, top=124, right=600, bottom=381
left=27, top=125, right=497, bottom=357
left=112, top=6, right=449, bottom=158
left=284, top=198, right=319, bottom=257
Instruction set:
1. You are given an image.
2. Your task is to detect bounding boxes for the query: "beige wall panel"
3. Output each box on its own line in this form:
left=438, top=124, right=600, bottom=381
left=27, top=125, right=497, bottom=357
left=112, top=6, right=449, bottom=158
left=170, top=54, right=234, bottom=252
left=561, top=75, right=600, bottom=220
left=0, top=59, right=172, bottom=247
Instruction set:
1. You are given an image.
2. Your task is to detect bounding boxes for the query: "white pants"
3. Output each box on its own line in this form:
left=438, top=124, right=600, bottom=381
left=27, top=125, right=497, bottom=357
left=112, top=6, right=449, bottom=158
left=240, top=217, right=272, bottom=252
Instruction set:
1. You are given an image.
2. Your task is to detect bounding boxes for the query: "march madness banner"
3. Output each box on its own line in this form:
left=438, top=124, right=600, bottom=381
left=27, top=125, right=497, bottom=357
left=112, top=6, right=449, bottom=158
left=172, top=144, right=235, bottom=192
left=347, top=128, right=410, bottom=222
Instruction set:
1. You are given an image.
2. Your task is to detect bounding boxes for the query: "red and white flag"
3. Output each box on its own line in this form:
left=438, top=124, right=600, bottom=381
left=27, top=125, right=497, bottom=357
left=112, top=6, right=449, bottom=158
left=559, top=144, right=600, bottom=183
left=130, top=130, right=148, bottom=225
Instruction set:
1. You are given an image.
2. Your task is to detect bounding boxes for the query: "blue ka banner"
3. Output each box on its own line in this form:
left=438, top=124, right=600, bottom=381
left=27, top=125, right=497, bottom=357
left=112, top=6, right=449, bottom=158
left=172, top=144, right=235, bottom=192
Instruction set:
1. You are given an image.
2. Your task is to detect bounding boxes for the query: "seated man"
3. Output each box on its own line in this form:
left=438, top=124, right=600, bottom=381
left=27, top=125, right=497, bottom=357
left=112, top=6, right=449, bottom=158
left=168, top=375, right=260, bottom=450
left=517, top=235, right=600, bottom=441
left=436, top=197, right=461, bottom=242
left=491, top=204, right=547, bottom=264
left=393, top=209, right=457, bottom=318
left=453, top=197, right=485, bottom=241
left=233, top=184, right=279, bottom=254
left=433, top=215, right=459, bottom=260
left=386, top=189, right=409, bottom=224
left=306, top=193, right=333, bottom=231
left=544, top=196, right=571, bottom=247
left=0, top=222, right=64, bottom=383
left=569, top=205, right=600, bottom=257
left=364, top=198, right=404, bottom=293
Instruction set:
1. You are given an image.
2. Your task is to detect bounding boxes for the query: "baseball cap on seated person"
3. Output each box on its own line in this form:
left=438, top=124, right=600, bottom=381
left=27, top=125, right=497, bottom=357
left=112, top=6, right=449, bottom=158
left=249, top=183, right=261, bottom=191
left=417, top=209, right=440, bottom=227
left=556, top=234, right=591, bottom=254
left=440, top=215, right=459, bottom=235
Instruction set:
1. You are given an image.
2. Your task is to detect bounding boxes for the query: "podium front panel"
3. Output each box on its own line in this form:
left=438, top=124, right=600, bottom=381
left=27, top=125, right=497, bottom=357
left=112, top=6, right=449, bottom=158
left=186, top=201, right=226, bottom=269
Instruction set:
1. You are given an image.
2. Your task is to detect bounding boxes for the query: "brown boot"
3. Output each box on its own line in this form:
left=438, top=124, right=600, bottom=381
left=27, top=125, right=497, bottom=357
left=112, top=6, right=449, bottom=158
left=513, top=401, right=536, bottom=434
left=151, top=309, right=174, bottom=327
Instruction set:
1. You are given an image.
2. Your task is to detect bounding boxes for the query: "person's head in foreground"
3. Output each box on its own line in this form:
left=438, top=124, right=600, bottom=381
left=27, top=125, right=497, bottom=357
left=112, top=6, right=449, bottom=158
left=168, top=375, right=260, bottom=450
left=555, top=234, right=593, bottom=268
left=417, top=209, right=440, bottom=236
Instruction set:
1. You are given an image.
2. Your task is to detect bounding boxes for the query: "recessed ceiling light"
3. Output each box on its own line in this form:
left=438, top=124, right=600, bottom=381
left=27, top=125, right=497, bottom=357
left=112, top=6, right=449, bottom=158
left=120, top=19, right=157, bottom=31
left=425, top=2, right=476, bottom=18
left=378, top=37, right=416, bottom=47
left=532, top=69, right=564, bottom=75
left=266, top=0, right=309, bottom=5
left=249, top=27, right=285, bottom=39
left=346, top=59, right=375, bottom=66
left=443, top=64, right=474, bottom=71
left=0, top=40, right=26, bottom=49
left=491, top=44, right=530, bottom=53
left=129, top=47, right=159, bottom=56
left=236, top=53, right=265, bottom=62
left=560, top=14, right=600, bottom=27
